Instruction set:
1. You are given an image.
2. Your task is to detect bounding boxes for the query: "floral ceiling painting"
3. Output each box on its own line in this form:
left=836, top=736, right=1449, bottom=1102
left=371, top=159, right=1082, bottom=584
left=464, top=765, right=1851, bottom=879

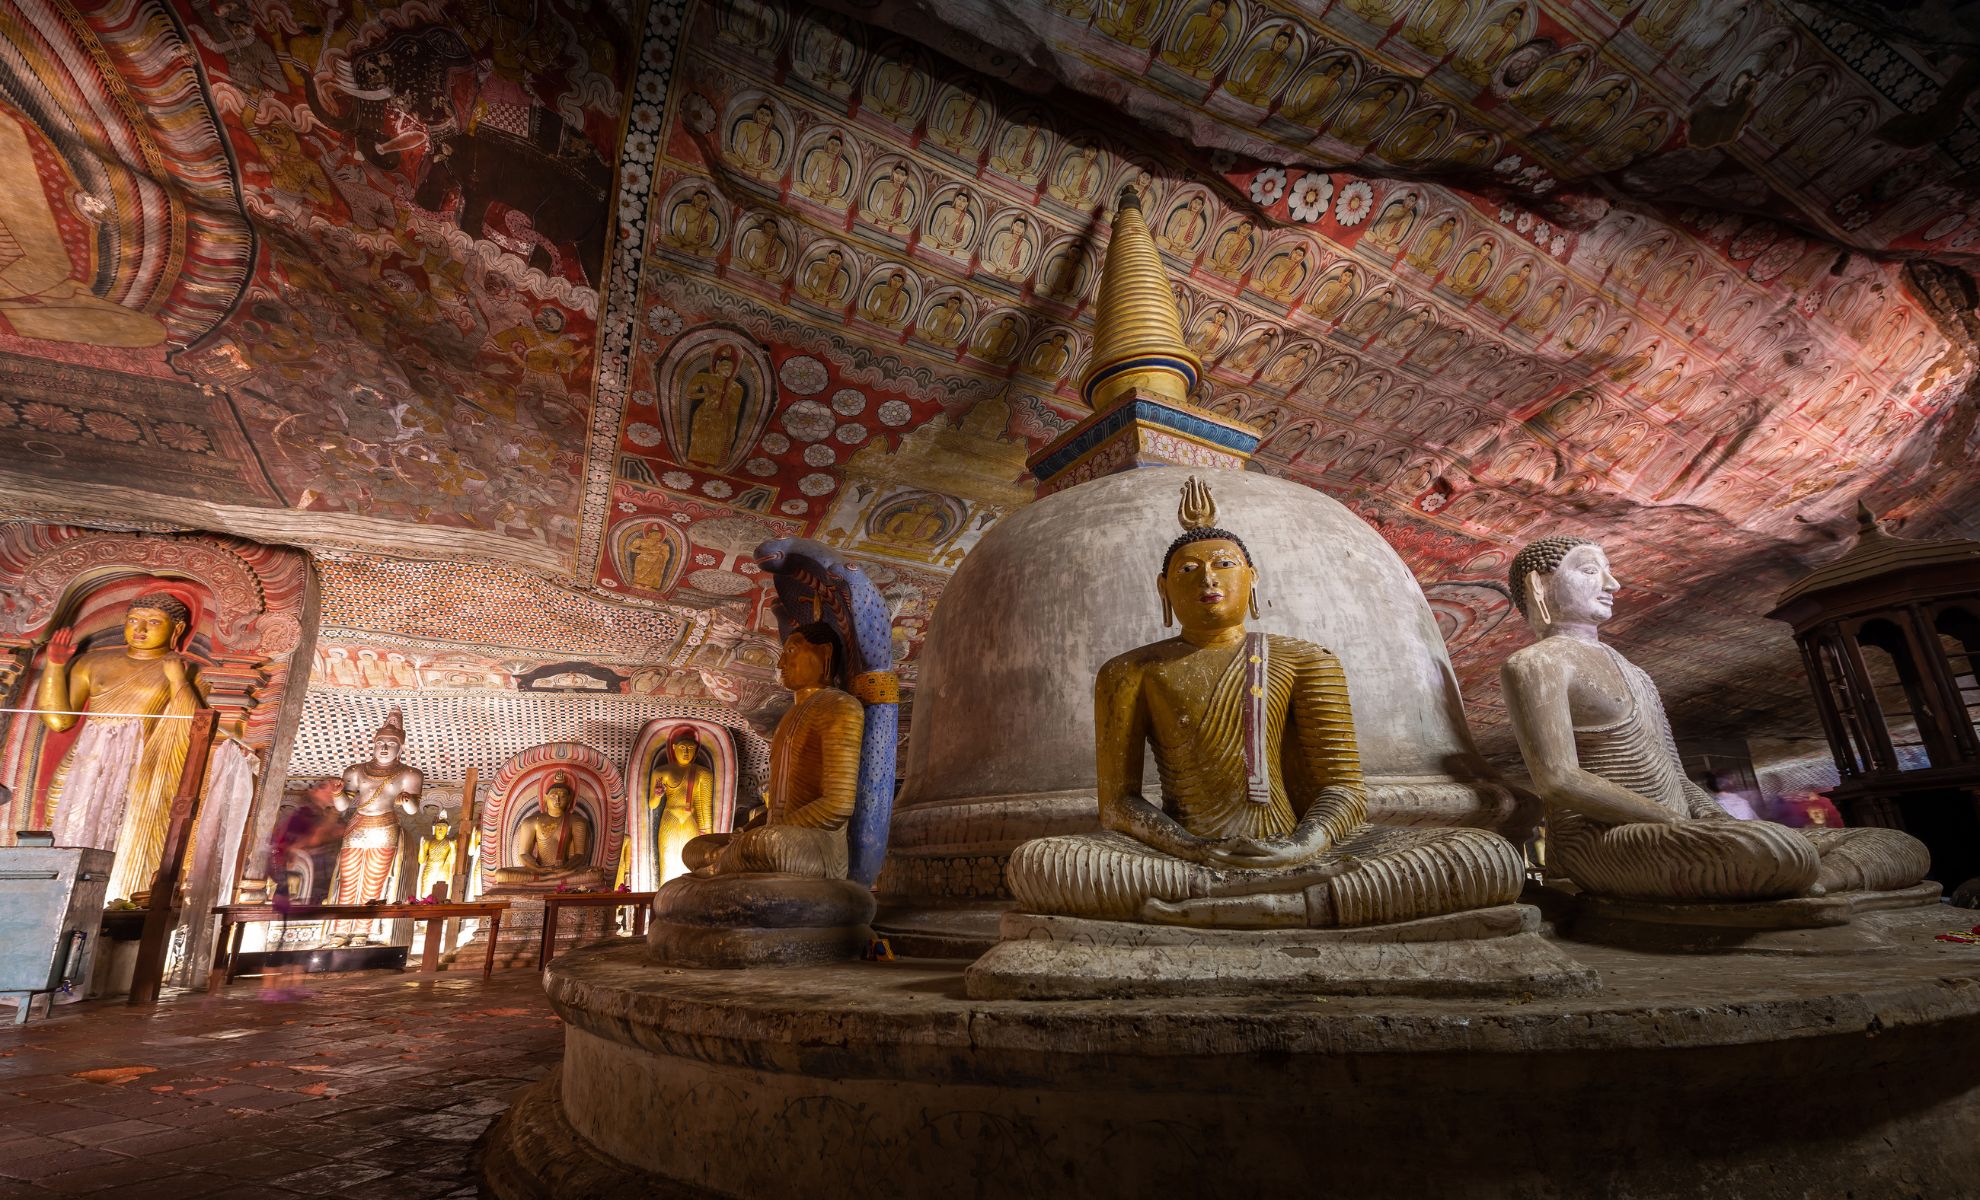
left=2, top=0, right=1977, bottom=759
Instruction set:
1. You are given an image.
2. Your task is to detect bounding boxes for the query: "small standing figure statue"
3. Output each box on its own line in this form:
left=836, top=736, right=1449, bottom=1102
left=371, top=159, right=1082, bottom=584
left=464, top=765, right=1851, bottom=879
left=417, top=814, right=456, bottom=900
left=651, top=726, right=715, bottom=885
left=328, top=708, right=423, bottom=943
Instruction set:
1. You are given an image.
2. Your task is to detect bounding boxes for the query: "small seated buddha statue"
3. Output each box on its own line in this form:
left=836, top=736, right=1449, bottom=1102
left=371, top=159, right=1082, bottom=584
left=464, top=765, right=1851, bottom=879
left=651, top=624, right=877, bottom=967
left=493, top=773, right=613, bottom=889
left=1499, top=535, right=1930, bottom=904
left=1001, top=478, right=1527, bottom=930
left=680, top=626, right=864, bottom=880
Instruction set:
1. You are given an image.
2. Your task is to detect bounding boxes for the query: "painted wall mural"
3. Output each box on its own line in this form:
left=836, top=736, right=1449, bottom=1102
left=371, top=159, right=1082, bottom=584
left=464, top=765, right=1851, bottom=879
left=0, top=0, right=1977, bottom=770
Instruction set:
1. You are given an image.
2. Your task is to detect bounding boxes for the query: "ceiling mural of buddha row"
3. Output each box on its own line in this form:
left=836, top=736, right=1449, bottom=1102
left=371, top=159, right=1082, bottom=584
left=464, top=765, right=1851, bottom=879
left=0, top=0, right=1975, bottom=758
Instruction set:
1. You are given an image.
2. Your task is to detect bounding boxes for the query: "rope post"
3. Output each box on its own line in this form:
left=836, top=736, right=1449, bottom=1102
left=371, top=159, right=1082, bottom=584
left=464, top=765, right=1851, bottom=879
left=129, top=707, right=218, bottom=1005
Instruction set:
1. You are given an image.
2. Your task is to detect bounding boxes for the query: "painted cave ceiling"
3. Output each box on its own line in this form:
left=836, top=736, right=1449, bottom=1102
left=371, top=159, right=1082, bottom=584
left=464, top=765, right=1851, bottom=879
left=1, top=0, right=1977, bottom=759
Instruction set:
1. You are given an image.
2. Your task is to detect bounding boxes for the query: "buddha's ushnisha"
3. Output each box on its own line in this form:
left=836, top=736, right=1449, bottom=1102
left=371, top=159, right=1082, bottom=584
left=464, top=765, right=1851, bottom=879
left=1005, top=478, right=1524, bottom=927
left=1499, top=535, right=1928, bottom=902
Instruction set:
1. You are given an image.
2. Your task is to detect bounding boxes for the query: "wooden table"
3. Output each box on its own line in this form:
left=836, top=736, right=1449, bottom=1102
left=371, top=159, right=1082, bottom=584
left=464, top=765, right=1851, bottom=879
left=539, top=892, right=655, bottom=968
left=207, top=901, right=511, bottom=990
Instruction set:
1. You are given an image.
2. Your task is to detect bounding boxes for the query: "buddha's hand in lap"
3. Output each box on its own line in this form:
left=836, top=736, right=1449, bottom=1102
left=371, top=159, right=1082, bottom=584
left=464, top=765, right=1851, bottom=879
left=1205, top=835, right=1322, bottom=870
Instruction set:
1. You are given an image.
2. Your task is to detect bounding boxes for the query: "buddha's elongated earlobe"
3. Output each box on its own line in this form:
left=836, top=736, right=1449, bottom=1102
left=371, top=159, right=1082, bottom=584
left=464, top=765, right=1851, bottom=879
left=1159, top=580, right=1175, bottom=628
left=1248, top=591, right=1261, bottom=620
left=1528, top=574, right=1552, bottom=629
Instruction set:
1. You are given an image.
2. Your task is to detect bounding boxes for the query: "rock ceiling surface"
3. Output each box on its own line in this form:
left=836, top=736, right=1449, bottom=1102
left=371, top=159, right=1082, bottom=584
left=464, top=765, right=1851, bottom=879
left=0, top=0, right=1977, bottom=758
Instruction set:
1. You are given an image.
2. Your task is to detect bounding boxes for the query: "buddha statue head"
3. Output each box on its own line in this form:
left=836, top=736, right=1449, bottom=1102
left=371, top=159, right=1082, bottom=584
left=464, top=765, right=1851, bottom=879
left=369, top=708, right=408, bottom=770
left=777, top=623, right=843, bottom=692
left=1158, top=477, right=1261, bottom=631
left=1509, top=535, right=1618, bottom=635
left=543, top=772, right=575, bottom=817
left=124, top=591, right=191, bottom=654
left=431, top=818, right=451, bottom=842
left=667, top=725, right=701, bottom=767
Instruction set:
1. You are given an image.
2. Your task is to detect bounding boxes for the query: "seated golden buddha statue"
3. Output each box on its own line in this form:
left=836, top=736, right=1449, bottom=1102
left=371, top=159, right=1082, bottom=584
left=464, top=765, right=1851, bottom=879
left=1002, top=478, right=1527, bottom=930
left=651, top=625, right=876, bottom=967
left=680, top=626, right=864, bottom=880
left=493, top=773, right=613, bottom=889
left=1499, top=535, right=1930, bottom=906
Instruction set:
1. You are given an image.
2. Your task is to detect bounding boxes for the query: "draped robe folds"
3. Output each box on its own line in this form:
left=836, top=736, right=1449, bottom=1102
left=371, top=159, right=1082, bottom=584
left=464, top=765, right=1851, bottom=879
left=46, top=655, right=201, bottom=903
left=1008, top=634, right=1524, bottom=926
left=686, top=688, right=863, bottom=880
left=1547, top=644, right=1929, bottom=902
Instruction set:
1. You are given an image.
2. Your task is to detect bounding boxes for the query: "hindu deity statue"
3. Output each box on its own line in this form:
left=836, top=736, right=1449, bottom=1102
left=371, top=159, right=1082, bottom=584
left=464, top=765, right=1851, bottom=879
left=679, top=627, right=863, bottom=880
left=417, top=816, right=456, bottom=899
left=493, top=772, right=612, bottom=888
left=37, top=592, right=205, bottom=903
left=327, top=709, right=423, bottom=938
left=1500, top=536, right=1930, bottom=903
left=999, top=478, right=1526, bottom=930
left=651, top=726, right=715, bottom=884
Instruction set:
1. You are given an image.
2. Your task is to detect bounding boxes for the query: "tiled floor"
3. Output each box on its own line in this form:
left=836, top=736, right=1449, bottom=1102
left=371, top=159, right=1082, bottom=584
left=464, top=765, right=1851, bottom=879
left=0, top=969, right=562, bottom=1198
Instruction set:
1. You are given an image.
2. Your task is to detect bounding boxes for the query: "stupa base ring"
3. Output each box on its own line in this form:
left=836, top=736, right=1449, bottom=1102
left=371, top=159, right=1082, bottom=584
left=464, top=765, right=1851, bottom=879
left=483, top=914, right=1980, bottom=1200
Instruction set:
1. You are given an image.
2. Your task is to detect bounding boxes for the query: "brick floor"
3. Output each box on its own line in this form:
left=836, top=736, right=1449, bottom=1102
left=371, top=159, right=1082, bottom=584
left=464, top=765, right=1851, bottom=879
left=0, top=970, right=562, bottom=1198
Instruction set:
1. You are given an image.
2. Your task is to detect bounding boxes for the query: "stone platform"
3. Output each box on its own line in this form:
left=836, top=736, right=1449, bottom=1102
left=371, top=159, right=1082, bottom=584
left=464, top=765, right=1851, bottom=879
left=965, top=904, right=1598, bottom=999
left=483, top=903, right=1980, bottom=1199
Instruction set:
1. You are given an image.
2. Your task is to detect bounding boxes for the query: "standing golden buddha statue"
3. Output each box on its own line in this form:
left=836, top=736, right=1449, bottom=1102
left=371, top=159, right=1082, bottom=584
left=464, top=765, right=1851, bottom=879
left=651, top=725, right=715, bottom=884
left=417, top=817, right=456, bottom=900
left=968, top=481, right=1594, bottom=999
left=650, top=624, right=876, bottom=967
left=37, top=592, right=205, bottom=904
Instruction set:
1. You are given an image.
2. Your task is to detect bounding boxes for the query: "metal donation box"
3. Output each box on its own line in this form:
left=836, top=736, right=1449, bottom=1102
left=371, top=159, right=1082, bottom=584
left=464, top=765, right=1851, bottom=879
left=0, top=846, right=114, bottom=1023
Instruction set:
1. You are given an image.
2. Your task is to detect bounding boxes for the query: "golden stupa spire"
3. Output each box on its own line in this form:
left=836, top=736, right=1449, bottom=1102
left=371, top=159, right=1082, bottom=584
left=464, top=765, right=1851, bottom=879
left=1079, top=185, right=1202, bottom=410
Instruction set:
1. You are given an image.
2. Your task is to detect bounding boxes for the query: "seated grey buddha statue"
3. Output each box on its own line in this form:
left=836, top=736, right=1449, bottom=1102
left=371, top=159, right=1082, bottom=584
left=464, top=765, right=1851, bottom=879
left=1499, top=535, right=1929, bottom=903
left=1005, top=478, right=1526, bottom=929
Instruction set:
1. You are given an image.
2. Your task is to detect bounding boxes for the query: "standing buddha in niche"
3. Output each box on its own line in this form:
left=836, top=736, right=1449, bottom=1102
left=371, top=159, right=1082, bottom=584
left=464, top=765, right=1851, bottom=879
left=651, top=726, right=714, bottom=885
left=36, top=593, right=205, bottom=903
left=1225, top=26, right=1296, bottom=105
left=683, top=346, right=748, bottom=467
